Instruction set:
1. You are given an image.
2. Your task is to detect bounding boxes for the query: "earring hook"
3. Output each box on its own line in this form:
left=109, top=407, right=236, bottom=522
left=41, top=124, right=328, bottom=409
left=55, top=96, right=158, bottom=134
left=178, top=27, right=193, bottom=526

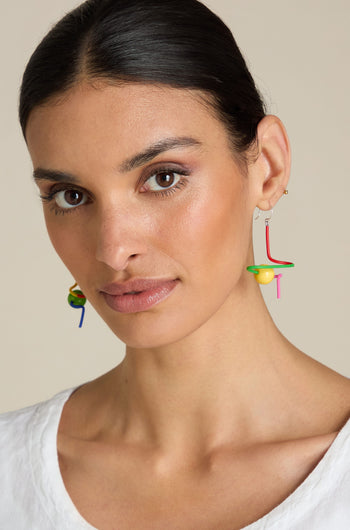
left=254, top=208, right=274, bottom=223
left=264, top=209, right=273, bottom=225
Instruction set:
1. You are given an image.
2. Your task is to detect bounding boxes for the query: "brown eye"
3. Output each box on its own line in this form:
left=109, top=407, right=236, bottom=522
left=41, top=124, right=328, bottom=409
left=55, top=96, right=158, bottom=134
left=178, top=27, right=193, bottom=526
left=155, top=172, right=176, bottom=188
left=145, top=170, right=181, bottom=192
left=65, top=190, right=83, bottom=205
left=55, top=189, right=88, bottom=209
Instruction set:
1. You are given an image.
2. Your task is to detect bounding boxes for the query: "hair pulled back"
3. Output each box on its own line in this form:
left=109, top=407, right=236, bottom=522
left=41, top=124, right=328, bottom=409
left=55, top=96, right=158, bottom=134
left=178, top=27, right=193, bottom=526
left=19, top=0, right=265, bottom=159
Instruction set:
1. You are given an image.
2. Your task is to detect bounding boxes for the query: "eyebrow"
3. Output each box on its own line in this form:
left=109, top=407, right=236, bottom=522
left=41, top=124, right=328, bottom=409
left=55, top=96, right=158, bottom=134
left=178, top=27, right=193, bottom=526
left=118, top=136, right=202, bottom=173
left=32, top=136, right=202, bottom=183
left=33, top=168, right=79, bottom=184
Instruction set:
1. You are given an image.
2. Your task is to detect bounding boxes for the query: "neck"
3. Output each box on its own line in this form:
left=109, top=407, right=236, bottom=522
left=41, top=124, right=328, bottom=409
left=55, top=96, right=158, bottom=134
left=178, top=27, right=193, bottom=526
left=98, top=280, right=302, bottom=456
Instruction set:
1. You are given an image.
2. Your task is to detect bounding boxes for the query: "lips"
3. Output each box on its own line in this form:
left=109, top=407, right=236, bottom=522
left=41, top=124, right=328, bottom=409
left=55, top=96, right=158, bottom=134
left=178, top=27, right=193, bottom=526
left=100, top=278, right=179, bottom=313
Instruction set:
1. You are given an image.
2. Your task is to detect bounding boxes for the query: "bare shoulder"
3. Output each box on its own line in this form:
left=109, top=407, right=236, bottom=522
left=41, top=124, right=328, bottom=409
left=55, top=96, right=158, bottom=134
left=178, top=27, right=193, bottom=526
left=298, top=351, right=350, bottom=433
left=317, top=362, right=350, bottom=424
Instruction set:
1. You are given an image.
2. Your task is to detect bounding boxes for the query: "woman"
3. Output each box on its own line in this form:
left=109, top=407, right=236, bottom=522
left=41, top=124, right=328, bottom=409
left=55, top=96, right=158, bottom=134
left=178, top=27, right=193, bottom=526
left=1, top=0, right=349, bottom=528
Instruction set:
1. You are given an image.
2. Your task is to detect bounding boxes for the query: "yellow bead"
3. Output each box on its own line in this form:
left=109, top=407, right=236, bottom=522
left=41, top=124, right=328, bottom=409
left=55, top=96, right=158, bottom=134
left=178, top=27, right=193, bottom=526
left=255, top=266, right=275, bottom=285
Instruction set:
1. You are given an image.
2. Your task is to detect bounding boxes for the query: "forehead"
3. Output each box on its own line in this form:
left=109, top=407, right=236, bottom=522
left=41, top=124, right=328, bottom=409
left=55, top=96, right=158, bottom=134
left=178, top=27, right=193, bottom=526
left=26, top=82, right=229, bottom=160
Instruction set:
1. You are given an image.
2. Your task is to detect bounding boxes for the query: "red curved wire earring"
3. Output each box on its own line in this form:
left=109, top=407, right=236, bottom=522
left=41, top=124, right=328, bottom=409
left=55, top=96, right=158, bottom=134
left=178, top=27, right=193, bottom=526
left=247, top=210, right=295, bottom=299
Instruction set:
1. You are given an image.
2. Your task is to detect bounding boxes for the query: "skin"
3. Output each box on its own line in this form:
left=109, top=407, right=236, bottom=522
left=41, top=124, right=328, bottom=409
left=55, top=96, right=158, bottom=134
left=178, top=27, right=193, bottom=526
left=26, top=82, right=350, bottom=530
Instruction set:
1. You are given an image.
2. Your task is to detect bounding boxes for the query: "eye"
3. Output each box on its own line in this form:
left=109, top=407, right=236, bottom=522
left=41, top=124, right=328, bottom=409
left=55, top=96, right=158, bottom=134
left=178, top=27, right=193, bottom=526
left=54, top=189, right=88, bottom=209
left=143, top=170, right=182, bottom=192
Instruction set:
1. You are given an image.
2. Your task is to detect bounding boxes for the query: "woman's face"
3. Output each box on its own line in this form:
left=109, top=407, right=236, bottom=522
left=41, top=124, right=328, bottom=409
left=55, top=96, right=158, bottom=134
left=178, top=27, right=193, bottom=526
left=26, top=83, right=257, bottom=348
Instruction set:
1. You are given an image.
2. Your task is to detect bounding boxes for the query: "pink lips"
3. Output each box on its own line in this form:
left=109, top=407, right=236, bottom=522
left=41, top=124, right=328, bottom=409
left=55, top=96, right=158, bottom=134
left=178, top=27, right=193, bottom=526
left=100, top=278, right=179, bottom=313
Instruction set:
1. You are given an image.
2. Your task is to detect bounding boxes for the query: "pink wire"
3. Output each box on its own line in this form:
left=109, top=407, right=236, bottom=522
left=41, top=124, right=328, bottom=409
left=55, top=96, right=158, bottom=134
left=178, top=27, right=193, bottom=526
left=275, top=274, right=282, bottom=299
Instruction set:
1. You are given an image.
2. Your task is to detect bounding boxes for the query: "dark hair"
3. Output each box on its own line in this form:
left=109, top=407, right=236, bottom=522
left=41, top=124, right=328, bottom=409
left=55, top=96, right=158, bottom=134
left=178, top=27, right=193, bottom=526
left=19, top=0, right=265, bottom=161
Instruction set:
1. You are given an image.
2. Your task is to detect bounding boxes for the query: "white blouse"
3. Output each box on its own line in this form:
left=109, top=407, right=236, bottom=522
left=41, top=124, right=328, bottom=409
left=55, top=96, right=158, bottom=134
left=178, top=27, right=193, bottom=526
left=0, top=387, right=349, bottom=529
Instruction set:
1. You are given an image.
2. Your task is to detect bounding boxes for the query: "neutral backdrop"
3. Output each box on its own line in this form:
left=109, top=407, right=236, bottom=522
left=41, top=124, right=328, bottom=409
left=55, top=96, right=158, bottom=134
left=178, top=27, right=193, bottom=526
left=1, top=1, right=349, bottom=412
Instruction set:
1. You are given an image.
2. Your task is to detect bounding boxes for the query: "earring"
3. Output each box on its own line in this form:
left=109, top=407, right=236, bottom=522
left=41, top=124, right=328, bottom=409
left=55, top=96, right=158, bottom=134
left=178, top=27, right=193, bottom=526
left=247, top=204, right=294, bottom=299
left=68, top=283, right=86, bottom=328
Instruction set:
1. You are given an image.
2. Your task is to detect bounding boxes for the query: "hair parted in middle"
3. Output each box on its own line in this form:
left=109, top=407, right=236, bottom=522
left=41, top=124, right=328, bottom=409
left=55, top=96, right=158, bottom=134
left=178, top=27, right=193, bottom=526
left=20, top=0, right=266, bottom=164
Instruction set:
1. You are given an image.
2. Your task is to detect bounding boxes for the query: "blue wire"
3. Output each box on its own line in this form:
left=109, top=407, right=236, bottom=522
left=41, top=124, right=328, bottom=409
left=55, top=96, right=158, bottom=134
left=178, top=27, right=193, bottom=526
left=69, top=301, right=85, bottom=328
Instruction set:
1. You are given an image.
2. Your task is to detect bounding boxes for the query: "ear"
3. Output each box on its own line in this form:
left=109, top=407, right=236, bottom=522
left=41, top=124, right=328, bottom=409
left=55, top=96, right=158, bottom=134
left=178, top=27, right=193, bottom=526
left=250, top=115, right=291, bottom=211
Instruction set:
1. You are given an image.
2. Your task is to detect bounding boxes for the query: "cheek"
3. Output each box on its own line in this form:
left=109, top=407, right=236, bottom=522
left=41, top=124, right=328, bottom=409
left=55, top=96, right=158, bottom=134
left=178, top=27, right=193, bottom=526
left=159, top=177, right=250, bottom=284
left=44, top=214, right=87, bottom=276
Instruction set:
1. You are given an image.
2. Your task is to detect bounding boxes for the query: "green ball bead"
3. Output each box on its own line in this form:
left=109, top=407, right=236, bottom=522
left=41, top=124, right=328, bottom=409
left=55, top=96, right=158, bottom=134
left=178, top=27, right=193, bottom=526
left=68, top=290, right=86, bottom=307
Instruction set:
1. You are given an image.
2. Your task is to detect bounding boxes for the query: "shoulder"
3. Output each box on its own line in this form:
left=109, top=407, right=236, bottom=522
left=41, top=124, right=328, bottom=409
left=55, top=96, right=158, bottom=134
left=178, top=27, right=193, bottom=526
left=0, top=388, right=76, bottom=528
left=0, top=388, right=75, bottom=479
left=330, top=415, right=350, bottom=476
left=0, top=400, right=44, bottom=479
left=294, top=417, right=350, bottom=527
left=325, top=415, right=350, bottom=475
left=0, top=401, right=41, bottom=493
left=303, top=416, right=350, bottom=512
left=0, top=401, right=40, bottom=445
left=0, top=388, right=75, bottom=449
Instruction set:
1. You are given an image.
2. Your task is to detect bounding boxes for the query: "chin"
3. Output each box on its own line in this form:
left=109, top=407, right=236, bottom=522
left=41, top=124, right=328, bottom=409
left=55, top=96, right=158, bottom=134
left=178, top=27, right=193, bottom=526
left=110, top=326, right=183, bottom=350
left=98, top=307, right=194, bottom=350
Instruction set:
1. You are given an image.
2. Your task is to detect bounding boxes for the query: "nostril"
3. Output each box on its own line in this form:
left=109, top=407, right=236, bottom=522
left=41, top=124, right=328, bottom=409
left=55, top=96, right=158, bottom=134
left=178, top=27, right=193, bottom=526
left=95, top=239, right=144, bottom=270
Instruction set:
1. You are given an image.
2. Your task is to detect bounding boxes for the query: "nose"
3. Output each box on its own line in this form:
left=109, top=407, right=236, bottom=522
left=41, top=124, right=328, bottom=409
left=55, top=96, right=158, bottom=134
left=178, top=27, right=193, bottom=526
left=95, top=206, right=148, bottom=271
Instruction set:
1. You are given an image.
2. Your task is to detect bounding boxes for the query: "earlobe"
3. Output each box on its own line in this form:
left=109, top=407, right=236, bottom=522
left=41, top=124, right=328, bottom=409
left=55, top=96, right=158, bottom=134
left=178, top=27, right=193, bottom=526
left=254, top=115, right=291, bottom=212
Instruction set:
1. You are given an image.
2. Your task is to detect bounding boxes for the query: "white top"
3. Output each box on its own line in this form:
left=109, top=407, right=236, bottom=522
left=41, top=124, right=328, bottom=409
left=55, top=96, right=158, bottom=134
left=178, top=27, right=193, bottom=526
left=0, top=387, right=349, bottom=529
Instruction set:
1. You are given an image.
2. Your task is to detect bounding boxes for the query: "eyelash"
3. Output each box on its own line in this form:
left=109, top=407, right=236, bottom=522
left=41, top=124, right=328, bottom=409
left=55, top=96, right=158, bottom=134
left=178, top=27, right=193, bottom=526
left=39, top=166, right=190, bottom=215
left=40, top=185, right=91, bottom=216
left=140, top=166, right=189, bottom=197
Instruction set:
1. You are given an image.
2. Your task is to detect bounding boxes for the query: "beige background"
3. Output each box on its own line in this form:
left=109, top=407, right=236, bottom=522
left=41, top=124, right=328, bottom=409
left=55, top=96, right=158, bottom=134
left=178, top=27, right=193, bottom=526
left=0, top=1, right=349, bottom=412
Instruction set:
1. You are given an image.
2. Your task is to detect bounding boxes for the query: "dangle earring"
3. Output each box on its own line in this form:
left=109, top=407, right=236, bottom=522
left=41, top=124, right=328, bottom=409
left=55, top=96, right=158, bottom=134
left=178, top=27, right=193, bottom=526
left=68, top=283, right=87, bottom=328
left=247, top=195, right=295, bottom=299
